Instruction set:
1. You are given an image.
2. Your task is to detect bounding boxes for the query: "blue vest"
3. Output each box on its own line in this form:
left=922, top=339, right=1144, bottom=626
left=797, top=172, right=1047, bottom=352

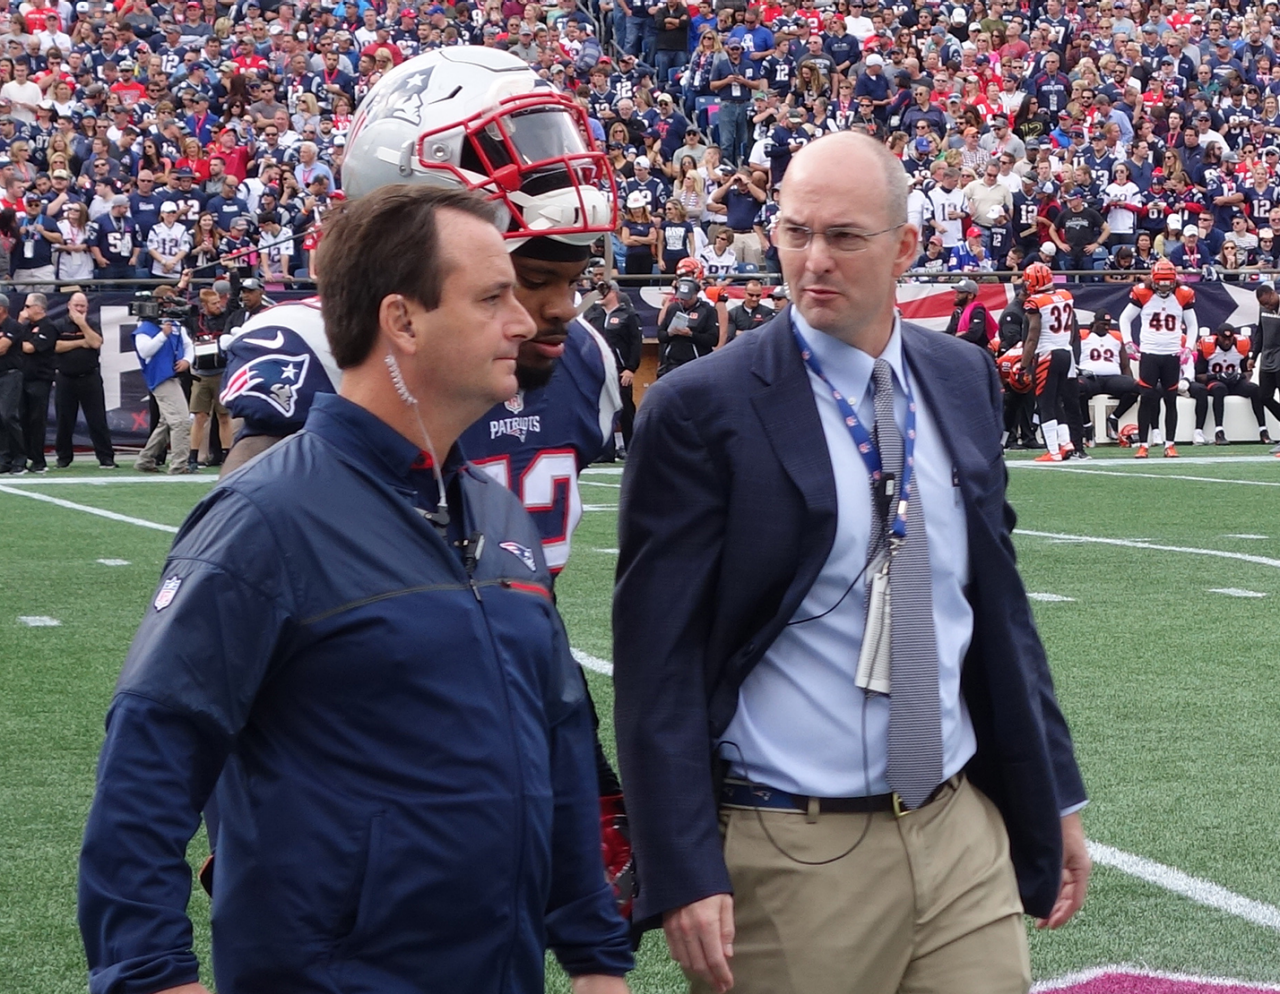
left=135, top=320, right=182, bottom=391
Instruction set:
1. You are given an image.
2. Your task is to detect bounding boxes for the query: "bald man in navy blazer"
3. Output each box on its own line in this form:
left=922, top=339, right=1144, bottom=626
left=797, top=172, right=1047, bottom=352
left=613, top=134, right=1089, bottom=994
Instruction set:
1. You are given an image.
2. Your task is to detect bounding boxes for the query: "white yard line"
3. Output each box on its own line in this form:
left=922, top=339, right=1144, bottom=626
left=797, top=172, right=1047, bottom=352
left=579, top=479, right=622, bottom=489
left=1209, top=588, right=1268, bottom=598
left=570, top=647, right=613, bottom=676
left=581, top=466, right=625, bottom=476
left=1088, top=842, right=1280, bottom=932
left=1034, top=966, right=1280, bottom=991
left=0, top=475, right=213, bottom=486
left=0, top=484, right=179, bottom=534
left=1019, top=529, right=1280, bottom=571
left=1013, top=466, right=1280, bottom=488
left=17, top=616, right=60, bottom=627
left=1027, top=592, right=1076, bottom=602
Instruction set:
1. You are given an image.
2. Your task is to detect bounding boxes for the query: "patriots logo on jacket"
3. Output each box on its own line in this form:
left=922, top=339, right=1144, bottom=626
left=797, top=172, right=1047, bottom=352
left=220, top=353, right=312, bottom=419
left=499, top=541, right=538, bottom=573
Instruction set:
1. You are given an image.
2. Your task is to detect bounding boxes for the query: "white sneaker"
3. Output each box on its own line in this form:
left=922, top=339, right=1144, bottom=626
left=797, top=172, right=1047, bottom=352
left=1193, top=428, right=1206, bottom=445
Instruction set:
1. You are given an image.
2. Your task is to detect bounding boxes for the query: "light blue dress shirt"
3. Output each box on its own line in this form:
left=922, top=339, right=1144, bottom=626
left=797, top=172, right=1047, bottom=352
left=719, top=312, right=978, bottom=798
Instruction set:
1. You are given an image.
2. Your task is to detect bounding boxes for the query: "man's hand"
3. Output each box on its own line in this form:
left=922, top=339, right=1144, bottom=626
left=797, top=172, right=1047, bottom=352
left=570, top=975, right=630, bottom=994
left=621, top=369, right=635, bottom=387
left=21, top=340, right=34, bottom=353
left=175, top=359, right=190, bottom=374
left=1036, top=812, right=1090, bottom=930
left=663, top=893, right=734, bottom=993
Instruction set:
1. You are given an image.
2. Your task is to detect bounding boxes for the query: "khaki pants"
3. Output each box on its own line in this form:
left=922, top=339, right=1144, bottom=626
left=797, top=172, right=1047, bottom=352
left=692, top=775, right=1030, bottom=994
left=730, top=231, right=764, bottom=269
left=135, top=377, right=191, bottom=474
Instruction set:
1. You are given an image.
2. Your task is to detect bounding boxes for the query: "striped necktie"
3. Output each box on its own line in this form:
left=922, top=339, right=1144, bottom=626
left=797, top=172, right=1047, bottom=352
left=871, top=358, right=944, bottom=810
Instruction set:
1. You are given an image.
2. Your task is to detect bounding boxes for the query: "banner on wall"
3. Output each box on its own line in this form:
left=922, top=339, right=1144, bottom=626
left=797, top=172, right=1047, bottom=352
left=47, top=281, right=1268, bottom=449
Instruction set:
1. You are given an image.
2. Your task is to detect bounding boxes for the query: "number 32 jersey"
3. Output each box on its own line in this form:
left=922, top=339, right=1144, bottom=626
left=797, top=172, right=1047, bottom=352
left=220, top=299, right=620, bottom=573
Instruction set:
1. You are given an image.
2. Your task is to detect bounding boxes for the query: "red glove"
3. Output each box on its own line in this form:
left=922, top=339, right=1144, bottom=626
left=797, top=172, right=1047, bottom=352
left=600, top=793, right=635, bottom=921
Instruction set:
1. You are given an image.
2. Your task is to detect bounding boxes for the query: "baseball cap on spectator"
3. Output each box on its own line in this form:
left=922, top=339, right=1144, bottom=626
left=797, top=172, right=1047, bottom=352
left=1196, top=111, right=1212, bottom=122
left=1021, top=173, right=1037, bottom=186
left=269, top=23, right=284, bottom=34
left=1058, top=110, right=1073, bottom=121
left=1039, top=242, right=1057, bottom=256
left=624, top=191, right=647, bottom=209
left=716, top=164, right=734, bottom=176
left=947, top=93, right=962, bottom=103
left=241, top=278, right=264, bottom=290
left=1069, top=127, right=1085, bottom=138
left=1067, top=190, right=1084, bottom=201
left=788, top=109, right=805, bottom=122
left=22, top=191, right=39, bottom=203
left=914, top=137, right=931, bottom=152
left=1026, top=139, right=1041, bottom=150
left=727, top=40, right=742, bottom=48
left=866, top=54, right=884, bottom=66
left=657, top=93, right=673, bottom=104
left=51, top=169, right=71, bottom=179
left=109, top=193, right=129, bottom=207
left=160, top=202, right=179, bottom=213
left=550, top=64, right=566, bottom=74
left=752, top=91, right=767, bottom=102
left=963, top=127, right=978, bottom=136
left=634, top=155, right=651, bottom=169
left=219, top=61, right=236, bottom=73
left=174, top=166, right=196, bottom=178
left=1183, top=225, right=1199, bottom=237
left=928, top=234, right=944, bottom=246
left=623, top=145, right=637, bottom=156
left=965, top=226, right=982, bottom=238
left=1039, top=181, right=1057, bottom=196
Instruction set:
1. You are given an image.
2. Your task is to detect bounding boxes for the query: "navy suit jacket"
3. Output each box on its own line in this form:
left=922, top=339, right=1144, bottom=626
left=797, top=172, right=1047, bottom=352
left=613, top=310, right=1086, bottom=927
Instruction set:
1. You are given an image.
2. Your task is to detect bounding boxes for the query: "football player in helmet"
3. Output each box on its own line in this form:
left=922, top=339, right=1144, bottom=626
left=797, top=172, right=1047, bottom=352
left=1119, top=258, right=1200, bottom=457
left=1018, top=261, right=1086, bottom=461
left=216, top=47, right=636, bottom=915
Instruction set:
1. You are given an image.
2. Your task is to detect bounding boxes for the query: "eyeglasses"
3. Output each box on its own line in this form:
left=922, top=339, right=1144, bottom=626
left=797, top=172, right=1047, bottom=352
left=776, top=221, right=904, bottom=252
left=744, top=292, right=761, bottom=299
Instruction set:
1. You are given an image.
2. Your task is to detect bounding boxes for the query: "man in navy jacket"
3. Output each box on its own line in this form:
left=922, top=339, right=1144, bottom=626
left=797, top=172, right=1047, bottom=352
left=614, top=134, right=1087, bottom=994
left=79, top=187, right=632, bottom=994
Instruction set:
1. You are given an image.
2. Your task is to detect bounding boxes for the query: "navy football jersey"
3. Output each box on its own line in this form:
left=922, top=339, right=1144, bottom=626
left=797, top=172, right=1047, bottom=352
left=221, top=299, right=620, bottom=570
left=461, top=322, right=620, bottom=573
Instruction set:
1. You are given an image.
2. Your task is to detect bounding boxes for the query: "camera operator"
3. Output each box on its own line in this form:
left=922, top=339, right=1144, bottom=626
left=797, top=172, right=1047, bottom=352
left=583, top=279, right=642, bottom=452
left=53, top=291, right=116, bottom=469
left=14, top=293, right=57, bottom=474
left=132, top=292, right=194, bottom=475
left=656, top=275, right=718, bottom=377
left=188, top=287, right=232, bottom=470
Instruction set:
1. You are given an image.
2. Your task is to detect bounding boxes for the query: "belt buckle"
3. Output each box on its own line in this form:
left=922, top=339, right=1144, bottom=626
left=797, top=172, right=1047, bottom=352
left=892, top=792, right=908, bottom=818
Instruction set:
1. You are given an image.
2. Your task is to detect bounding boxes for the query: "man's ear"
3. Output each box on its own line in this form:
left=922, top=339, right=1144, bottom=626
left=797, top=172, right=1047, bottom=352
left=378, top=293, right=418, bottom=356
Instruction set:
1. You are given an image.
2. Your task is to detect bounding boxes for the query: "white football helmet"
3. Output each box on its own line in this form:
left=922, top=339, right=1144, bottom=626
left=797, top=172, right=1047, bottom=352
left=344, top=47, right=615, bottom=247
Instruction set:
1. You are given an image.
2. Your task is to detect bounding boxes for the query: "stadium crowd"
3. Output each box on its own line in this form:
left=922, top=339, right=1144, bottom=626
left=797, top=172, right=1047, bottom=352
left=7, top=0, right=1280, bottom=472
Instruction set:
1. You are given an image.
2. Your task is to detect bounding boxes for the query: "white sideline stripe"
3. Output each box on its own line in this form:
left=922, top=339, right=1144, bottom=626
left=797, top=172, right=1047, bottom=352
left=1015, top=466, right=1280, bottom=488
left=581, top=466, right=624, bottom=476
left=592, top=548, right=620, bottom=555
left=1020, top=530, right=1280, bottom=571
left=17, top=615, right=60, bottom=627
left=1027, top=592, right=1076, bottom=602
left=0, top=484, right=180, bottom=534
left=1034, top=966, right=1280, bottom=991
left=1088, top=841, right=1280, bottom=933
left=1209, top=588, right=1268, bottom=598
left=96, top=558, right=131, bottom=567
left=571, top=648, right=613, bottom=676
left=1011, top=455, right=1280, bottom=466
left=579, top=479, right=622, bottom=489
left=0, top=475, right=212, bottom=486
left=1226, top=534, right=1271, bottom=540
left=583, top=504, right=616, bottom=512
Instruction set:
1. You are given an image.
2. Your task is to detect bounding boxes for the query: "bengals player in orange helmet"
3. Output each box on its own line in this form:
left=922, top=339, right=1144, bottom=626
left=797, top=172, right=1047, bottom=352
left=1119, top=258, right=1201, bottom=458
left=1017, top=261, right=1086, bottom=461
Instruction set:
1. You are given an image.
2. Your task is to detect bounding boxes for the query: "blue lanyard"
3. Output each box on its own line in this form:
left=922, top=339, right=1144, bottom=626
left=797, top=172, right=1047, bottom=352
left=792, top=325, right=917, bottom=542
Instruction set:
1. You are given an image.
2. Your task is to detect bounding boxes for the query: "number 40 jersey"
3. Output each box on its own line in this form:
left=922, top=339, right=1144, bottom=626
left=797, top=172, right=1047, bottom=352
left=220, top=299, right=621, bottom=574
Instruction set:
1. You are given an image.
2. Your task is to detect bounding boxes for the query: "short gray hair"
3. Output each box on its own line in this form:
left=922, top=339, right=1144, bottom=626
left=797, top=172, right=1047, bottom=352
left=26, top=293, right=47, bottom=308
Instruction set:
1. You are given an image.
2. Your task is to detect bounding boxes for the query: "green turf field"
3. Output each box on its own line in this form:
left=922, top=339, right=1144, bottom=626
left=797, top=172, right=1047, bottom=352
left=4, top=447, right=1280, bottom=993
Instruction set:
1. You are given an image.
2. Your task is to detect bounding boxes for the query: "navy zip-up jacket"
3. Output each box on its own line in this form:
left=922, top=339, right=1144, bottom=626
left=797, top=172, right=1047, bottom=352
left=78, top=393, right=632, bottom=994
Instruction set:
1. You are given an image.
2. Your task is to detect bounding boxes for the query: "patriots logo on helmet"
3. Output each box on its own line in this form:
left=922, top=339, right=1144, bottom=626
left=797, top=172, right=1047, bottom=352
left=220, top=353, right=312, bottom=419
left=499, top=541, right=538, bottom=572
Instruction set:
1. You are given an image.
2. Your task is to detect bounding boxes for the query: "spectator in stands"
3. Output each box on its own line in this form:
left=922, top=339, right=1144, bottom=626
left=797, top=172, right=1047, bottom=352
left=619, top=190, right=657, bottom=275
left=1054, top=189, right=1109, bottom=274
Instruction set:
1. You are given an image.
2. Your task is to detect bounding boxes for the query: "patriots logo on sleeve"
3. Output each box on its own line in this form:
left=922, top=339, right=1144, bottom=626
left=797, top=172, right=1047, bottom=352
left=499, top=541, right=539, bottom=573
left=220, top=353, right=313, bottom=419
